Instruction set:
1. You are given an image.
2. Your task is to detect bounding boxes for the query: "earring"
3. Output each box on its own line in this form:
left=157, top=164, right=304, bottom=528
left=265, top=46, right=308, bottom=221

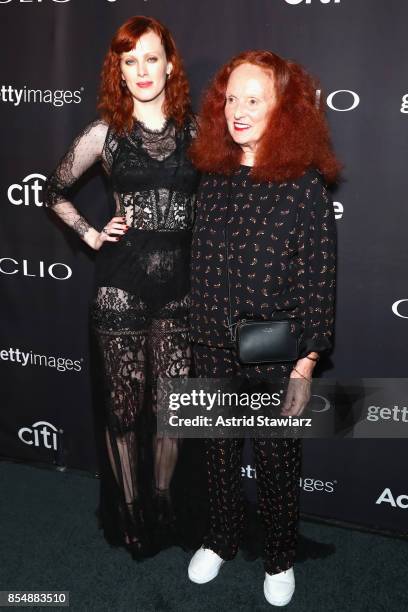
left=121, top=79, right=127, bottom=88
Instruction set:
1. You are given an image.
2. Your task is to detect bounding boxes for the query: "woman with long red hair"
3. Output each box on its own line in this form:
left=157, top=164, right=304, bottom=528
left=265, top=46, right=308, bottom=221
left=187, top=51, right=339, bottom=605
left=45, top=16, right=199, bottom=558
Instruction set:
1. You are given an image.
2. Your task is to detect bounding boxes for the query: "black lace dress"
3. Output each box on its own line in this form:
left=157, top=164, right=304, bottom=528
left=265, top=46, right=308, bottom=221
left=45, top=117, right=201, bottom=558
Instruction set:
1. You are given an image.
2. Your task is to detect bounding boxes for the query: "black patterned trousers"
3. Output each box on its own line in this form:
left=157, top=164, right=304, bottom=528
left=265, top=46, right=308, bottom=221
left=192, top=343, right=302, bottom=575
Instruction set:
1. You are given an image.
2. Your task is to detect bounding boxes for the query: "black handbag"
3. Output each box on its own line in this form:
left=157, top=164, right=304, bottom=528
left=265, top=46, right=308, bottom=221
left=234, top=319, right=300, bottom=364
left=223, top=185, right=300, bottom=364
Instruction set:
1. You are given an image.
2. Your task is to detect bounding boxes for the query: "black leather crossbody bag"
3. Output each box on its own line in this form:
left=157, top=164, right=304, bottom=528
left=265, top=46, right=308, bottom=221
left=224, top=179, right=300, bottom=364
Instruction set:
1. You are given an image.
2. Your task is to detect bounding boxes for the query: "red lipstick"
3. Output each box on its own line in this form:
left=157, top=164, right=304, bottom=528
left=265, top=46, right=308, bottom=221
left=233, top=122, right=250, bottom=132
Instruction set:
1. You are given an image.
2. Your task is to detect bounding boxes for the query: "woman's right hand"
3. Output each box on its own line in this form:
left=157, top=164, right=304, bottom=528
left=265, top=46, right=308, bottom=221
left=93, top=216, right=129, bottom=250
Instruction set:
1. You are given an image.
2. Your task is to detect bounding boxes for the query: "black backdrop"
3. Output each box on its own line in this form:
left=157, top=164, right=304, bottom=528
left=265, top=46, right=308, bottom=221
left=0, top=0, right=407, bottom=533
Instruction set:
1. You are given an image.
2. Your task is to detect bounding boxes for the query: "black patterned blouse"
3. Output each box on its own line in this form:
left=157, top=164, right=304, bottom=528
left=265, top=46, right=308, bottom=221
left=189, top=166, right=337, bottom=358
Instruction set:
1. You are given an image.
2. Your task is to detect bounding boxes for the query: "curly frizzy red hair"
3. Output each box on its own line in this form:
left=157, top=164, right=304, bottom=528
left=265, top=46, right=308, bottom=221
left=98, top=16, right=191, bottom=133
left=189, top=50, right=341, bottom=184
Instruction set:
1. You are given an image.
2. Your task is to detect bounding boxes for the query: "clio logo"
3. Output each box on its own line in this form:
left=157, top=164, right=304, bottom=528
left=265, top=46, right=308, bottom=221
left=319, top=90, right=360, bottom=112
left=0, top=1, right=70, bottom=4
left=0, top=258, right=73, bottom=280
left=0, top=0, right=117, bottom=3
left=392, top=299, right=408, bottom=319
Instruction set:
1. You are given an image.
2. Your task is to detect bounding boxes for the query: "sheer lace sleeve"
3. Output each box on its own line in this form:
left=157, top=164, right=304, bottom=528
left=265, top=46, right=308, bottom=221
left=44, top=119, right=109, bottom=244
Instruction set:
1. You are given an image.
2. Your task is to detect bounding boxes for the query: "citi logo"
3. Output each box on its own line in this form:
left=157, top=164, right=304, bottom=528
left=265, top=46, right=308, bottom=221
left=18, top=421, right=61, bottom=450
left=0, top=258, right=73, bottom=280
left=0, top=85, right=83, bottom=107
left=8, top=173, right=46, bottom=207
left=285, top=0, right=340, bottom=4
left=316, top=89, right=360, bottom=112
left=375, top=487, right=408, bottom=509
left=299, top=477, right=336, bottom=493
left=392, top=299, right=408, bottom=319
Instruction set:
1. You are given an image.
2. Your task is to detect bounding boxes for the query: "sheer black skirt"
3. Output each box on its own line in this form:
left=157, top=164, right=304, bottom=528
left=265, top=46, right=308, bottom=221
left=90, top=287, right=208, bottom=558
left=89, top=231, right=206, bottom=558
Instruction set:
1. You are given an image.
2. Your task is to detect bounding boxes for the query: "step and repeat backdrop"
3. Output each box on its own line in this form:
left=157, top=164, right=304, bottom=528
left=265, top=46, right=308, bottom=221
left=0, top=0, right=407, bottom=532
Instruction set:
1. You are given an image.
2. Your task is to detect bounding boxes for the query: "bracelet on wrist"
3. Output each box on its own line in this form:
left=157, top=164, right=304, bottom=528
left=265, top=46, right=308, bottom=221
left=292, top=367, right=312, bottom=382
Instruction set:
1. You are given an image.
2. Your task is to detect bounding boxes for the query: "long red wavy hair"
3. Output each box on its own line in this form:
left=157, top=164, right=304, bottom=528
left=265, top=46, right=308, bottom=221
left=98, top=16, right=191, bottom=133
left=189, top=51, right=341, bottom=184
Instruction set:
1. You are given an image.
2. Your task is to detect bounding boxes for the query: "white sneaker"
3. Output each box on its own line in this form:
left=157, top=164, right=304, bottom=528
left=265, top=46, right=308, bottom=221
left=188, top=546, right=225, bottom=584
left=264, top=567, right=295, bottom=607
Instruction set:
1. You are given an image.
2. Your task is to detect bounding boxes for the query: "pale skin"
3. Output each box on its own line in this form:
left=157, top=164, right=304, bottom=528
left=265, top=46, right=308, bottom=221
left=88, top=30, right=173, bottom=251
left=225, top=63, right=318, bottom=412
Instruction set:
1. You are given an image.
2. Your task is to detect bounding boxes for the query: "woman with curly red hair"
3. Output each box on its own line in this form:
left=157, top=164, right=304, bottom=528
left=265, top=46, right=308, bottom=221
left=187, top=51, right=339, bottom=605
left=45, top=16, right=199, bottom=558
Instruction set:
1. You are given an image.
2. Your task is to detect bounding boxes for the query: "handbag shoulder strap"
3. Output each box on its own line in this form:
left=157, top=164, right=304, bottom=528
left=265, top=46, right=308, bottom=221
left=224, top=176, right=237, bottom=342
